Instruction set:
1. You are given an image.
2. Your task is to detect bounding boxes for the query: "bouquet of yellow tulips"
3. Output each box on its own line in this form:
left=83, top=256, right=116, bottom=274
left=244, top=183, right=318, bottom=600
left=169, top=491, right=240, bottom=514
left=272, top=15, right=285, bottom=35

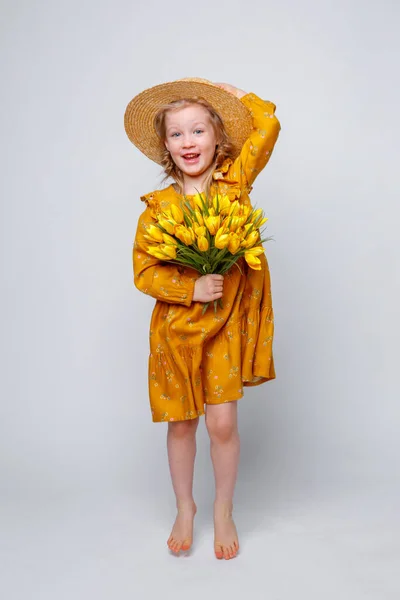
left=144, top=192, right=271, bottom=313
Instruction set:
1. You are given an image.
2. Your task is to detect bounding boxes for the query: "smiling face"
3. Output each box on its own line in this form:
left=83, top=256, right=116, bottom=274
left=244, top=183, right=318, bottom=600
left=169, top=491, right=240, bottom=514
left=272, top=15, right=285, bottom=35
left=163, top=104, right=219, bottom=187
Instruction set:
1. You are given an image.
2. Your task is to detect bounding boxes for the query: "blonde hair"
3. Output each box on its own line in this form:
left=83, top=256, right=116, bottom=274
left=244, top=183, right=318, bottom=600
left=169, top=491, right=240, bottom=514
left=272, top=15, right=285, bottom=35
left=154, top=97, right=236, bottom=196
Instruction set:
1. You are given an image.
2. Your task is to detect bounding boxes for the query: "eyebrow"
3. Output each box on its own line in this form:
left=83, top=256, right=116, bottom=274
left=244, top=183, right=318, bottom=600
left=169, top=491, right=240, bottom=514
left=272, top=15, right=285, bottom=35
left=166, top=121, right=208, bottom=133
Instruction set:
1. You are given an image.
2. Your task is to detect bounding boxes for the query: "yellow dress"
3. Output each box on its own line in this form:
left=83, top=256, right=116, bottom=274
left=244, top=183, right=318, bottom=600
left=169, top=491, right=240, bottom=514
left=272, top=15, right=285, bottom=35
left=133, top=93, right=281, bottom=422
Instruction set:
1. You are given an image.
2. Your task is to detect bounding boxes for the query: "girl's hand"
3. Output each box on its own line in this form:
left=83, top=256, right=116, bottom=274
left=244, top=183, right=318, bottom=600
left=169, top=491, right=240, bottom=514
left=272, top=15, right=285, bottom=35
left=214, top=82, right=247, bottom=99
left=193, top=274, right=224, bottom=303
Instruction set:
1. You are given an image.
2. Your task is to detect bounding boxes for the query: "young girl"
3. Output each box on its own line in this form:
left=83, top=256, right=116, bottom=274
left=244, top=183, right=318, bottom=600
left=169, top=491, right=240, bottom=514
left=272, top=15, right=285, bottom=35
left=124, top=78, right=281, bottom=560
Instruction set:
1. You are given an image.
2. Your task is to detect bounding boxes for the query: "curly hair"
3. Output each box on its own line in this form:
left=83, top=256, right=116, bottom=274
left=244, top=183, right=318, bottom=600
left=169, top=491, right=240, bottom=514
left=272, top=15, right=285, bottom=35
left=154, top=97, right=236, bottom=196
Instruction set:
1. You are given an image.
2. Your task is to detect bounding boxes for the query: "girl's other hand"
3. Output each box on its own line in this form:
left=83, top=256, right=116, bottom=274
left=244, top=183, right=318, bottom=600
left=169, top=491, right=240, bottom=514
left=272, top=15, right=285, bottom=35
left=193, top=274, right=224, bottom=303
left=214, top=82, right=247, bottom=99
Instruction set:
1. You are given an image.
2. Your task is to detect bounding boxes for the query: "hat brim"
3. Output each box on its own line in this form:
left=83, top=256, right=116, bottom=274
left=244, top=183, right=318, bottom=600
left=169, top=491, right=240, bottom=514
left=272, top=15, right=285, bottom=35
left=124, top=79, right=252, bottom=165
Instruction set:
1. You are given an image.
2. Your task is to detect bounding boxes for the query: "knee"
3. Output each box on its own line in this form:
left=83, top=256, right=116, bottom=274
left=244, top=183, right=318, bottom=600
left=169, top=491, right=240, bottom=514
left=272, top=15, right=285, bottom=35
left=168, top=418, right=198, bottom=439
left=206, top=415, right=236, bottom=443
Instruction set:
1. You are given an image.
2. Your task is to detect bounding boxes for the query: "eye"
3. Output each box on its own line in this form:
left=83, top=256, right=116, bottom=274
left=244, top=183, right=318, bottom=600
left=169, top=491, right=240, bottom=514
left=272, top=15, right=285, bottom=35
left=171, top=132, right=181, bottom=138
left=194, top=129, right=204, bottom=135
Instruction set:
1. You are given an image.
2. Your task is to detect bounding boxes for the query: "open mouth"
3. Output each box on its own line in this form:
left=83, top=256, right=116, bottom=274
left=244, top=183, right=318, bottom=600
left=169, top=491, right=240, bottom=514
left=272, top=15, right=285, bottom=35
left=182, top=153, right=200, bottom=163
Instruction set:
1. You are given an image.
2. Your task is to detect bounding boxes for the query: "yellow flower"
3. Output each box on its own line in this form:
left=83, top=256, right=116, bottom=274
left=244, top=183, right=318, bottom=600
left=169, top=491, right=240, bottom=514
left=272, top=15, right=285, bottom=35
left=146, top=246, right=165, bottom=260
left=171, top=204, right=184, bottom=224
left=194, top=225, right=206, bottom=237
left=162, top=233, right=178, bottom=246
left=250, top=208, right=263, bottom=223
left=144, top=224, right=163, bottom=242
left=215, top=227, right=230, bottom=249
left=175, top=225, right=193, bottom=245
left=245, top=245, right=264, bottom=256
left=244, top=253, right=262, bottom=270
left=212, top=194, right=230, bottom=215
left=192, top=193, right=205, bottom=210
left=242, top=230, right=259, bottom=248
left=147, top=244, right=176, bottom=260
left=228, top=216, right=244, bottom=232
left=241, top=205, right=251, bottom=219
left=228, top=200, right=240, bottom=216
left=228, top=232, right=241, bottom=254
left=194, top=210, right=204, bottom=226
left=197, top=236, right=209, bottom=251
left=159, top=244, right=177, bottom=259
left=158, top=217, right=175, bottom=235
left=204, top=215, right=220, bottom=235
left=219, top=195, right=232, bottom=216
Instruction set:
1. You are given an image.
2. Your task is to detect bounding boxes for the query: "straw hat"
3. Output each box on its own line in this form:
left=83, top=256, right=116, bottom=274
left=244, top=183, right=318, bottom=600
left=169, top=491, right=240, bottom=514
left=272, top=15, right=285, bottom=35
left=123, top=78, right=252, bottom=165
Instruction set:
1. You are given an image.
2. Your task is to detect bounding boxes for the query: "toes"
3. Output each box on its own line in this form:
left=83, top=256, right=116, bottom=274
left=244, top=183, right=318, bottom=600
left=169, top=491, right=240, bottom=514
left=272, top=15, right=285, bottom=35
left=215, top=543, right=224, bottom=559
left=223, top=546, right=230, bottom=560
left=181, top=539, right=191, bottom=551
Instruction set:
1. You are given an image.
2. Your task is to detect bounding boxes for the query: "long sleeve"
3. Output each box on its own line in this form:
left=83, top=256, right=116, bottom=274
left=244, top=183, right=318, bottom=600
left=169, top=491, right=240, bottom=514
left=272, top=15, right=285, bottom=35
left=133, top=207, right=197, bottom=306
left=234, top=93, right=281, bottom=189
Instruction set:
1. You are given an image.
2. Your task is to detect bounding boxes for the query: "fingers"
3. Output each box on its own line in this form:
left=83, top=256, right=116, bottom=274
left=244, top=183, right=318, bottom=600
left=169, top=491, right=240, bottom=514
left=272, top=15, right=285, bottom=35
left=209, top=274, right=224, bottom=282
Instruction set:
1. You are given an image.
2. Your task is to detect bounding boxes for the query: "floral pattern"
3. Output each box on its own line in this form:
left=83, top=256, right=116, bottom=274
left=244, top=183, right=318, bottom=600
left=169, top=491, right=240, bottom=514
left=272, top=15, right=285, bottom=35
left=133, top=93, right=281, bottom=422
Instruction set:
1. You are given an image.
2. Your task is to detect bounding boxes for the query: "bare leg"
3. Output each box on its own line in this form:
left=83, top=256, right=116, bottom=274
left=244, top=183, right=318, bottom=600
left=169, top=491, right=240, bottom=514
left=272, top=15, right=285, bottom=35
left=166, top=418, right=199, bottom=554
left=205, top=402, right=240, bottom=560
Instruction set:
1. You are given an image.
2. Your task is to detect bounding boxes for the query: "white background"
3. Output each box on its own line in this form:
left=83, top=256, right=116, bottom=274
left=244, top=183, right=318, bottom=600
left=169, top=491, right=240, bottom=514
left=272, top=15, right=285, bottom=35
left=1, top=0, right=399, bottom=598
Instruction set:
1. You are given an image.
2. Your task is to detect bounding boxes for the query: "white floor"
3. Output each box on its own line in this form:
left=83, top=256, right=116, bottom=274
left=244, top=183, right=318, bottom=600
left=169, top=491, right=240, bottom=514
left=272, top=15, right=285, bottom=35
left=1, top=484, right=399, bottom=600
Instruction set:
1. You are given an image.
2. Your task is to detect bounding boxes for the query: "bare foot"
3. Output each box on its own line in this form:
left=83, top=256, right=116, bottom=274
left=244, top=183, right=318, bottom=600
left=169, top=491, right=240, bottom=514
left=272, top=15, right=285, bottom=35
left=214, top=502, right=239, bottom=559
left=167, top=501, right=197, bottom=554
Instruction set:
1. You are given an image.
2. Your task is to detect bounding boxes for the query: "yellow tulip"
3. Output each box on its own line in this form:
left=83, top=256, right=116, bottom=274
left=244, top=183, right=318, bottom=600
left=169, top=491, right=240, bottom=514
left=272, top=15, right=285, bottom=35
left=228, top=232, right=241, bottom=254
left=162, top=233, right=178, bottom=246
left=144, top=224, right=164, bottom=242
left=175, top=225, right=193, bottom=245
left=245, top=245, right=264, bottom=256
left=212, top=195, right=230, bottom=214
left=204, top=215, right=220, bottom=235
left=160, top=244, right=177, bottom=259
left=242, top=205, right=251, bottom=218
left=194, top=210, right=204, bottom=226
left=215, top=227, right=230, bottom=249
left=229, top=217, right=240, bottom=231
left=158, top=217, right=175, bottom=235
left=251, top=208, right=263, bottom=222
left=246, top=246, right=265, bottom=256
left=242, top=230, right=259, bottom=248
left=228, top=201, right=240, bottom=216
left=244, top=253, right=262, bottom=270
left=146, top=247, right=165, bottom=260
left=194, top=225, right=206, bottom=237
left=197, top=236, right=209, bottom=252
left=171, top=204, right=184, bottom=224
left=147, top=245, right=176, bottom=260
left=219, top=195, right=232, bottom=216
left=192, top=193, right=205, bottom=210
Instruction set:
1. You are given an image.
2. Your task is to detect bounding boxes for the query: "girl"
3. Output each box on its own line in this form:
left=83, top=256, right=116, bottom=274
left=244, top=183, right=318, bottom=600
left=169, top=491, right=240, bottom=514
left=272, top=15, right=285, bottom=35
left=124, top=78, right=281, bottom=560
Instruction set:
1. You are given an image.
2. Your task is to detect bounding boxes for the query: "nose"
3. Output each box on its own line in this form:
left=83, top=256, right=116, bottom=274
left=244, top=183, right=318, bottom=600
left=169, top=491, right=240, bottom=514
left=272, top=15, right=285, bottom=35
left=182, top=134, right=195, bottom=148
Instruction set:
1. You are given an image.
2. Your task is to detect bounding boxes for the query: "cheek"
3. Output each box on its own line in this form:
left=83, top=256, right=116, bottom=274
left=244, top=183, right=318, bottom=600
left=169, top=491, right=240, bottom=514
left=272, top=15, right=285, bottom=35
left=165, top=140, right=178, bottom=156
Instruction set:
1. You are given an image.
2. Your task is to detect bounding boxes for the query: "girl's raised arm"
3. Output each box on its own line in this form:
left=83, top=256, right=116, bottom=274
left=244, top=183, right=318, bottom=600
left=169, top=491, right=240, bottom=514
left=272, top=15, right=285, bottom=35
left=133, top=208, right=198, bottom=306
left=216, top=83, right=281, bottom=190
